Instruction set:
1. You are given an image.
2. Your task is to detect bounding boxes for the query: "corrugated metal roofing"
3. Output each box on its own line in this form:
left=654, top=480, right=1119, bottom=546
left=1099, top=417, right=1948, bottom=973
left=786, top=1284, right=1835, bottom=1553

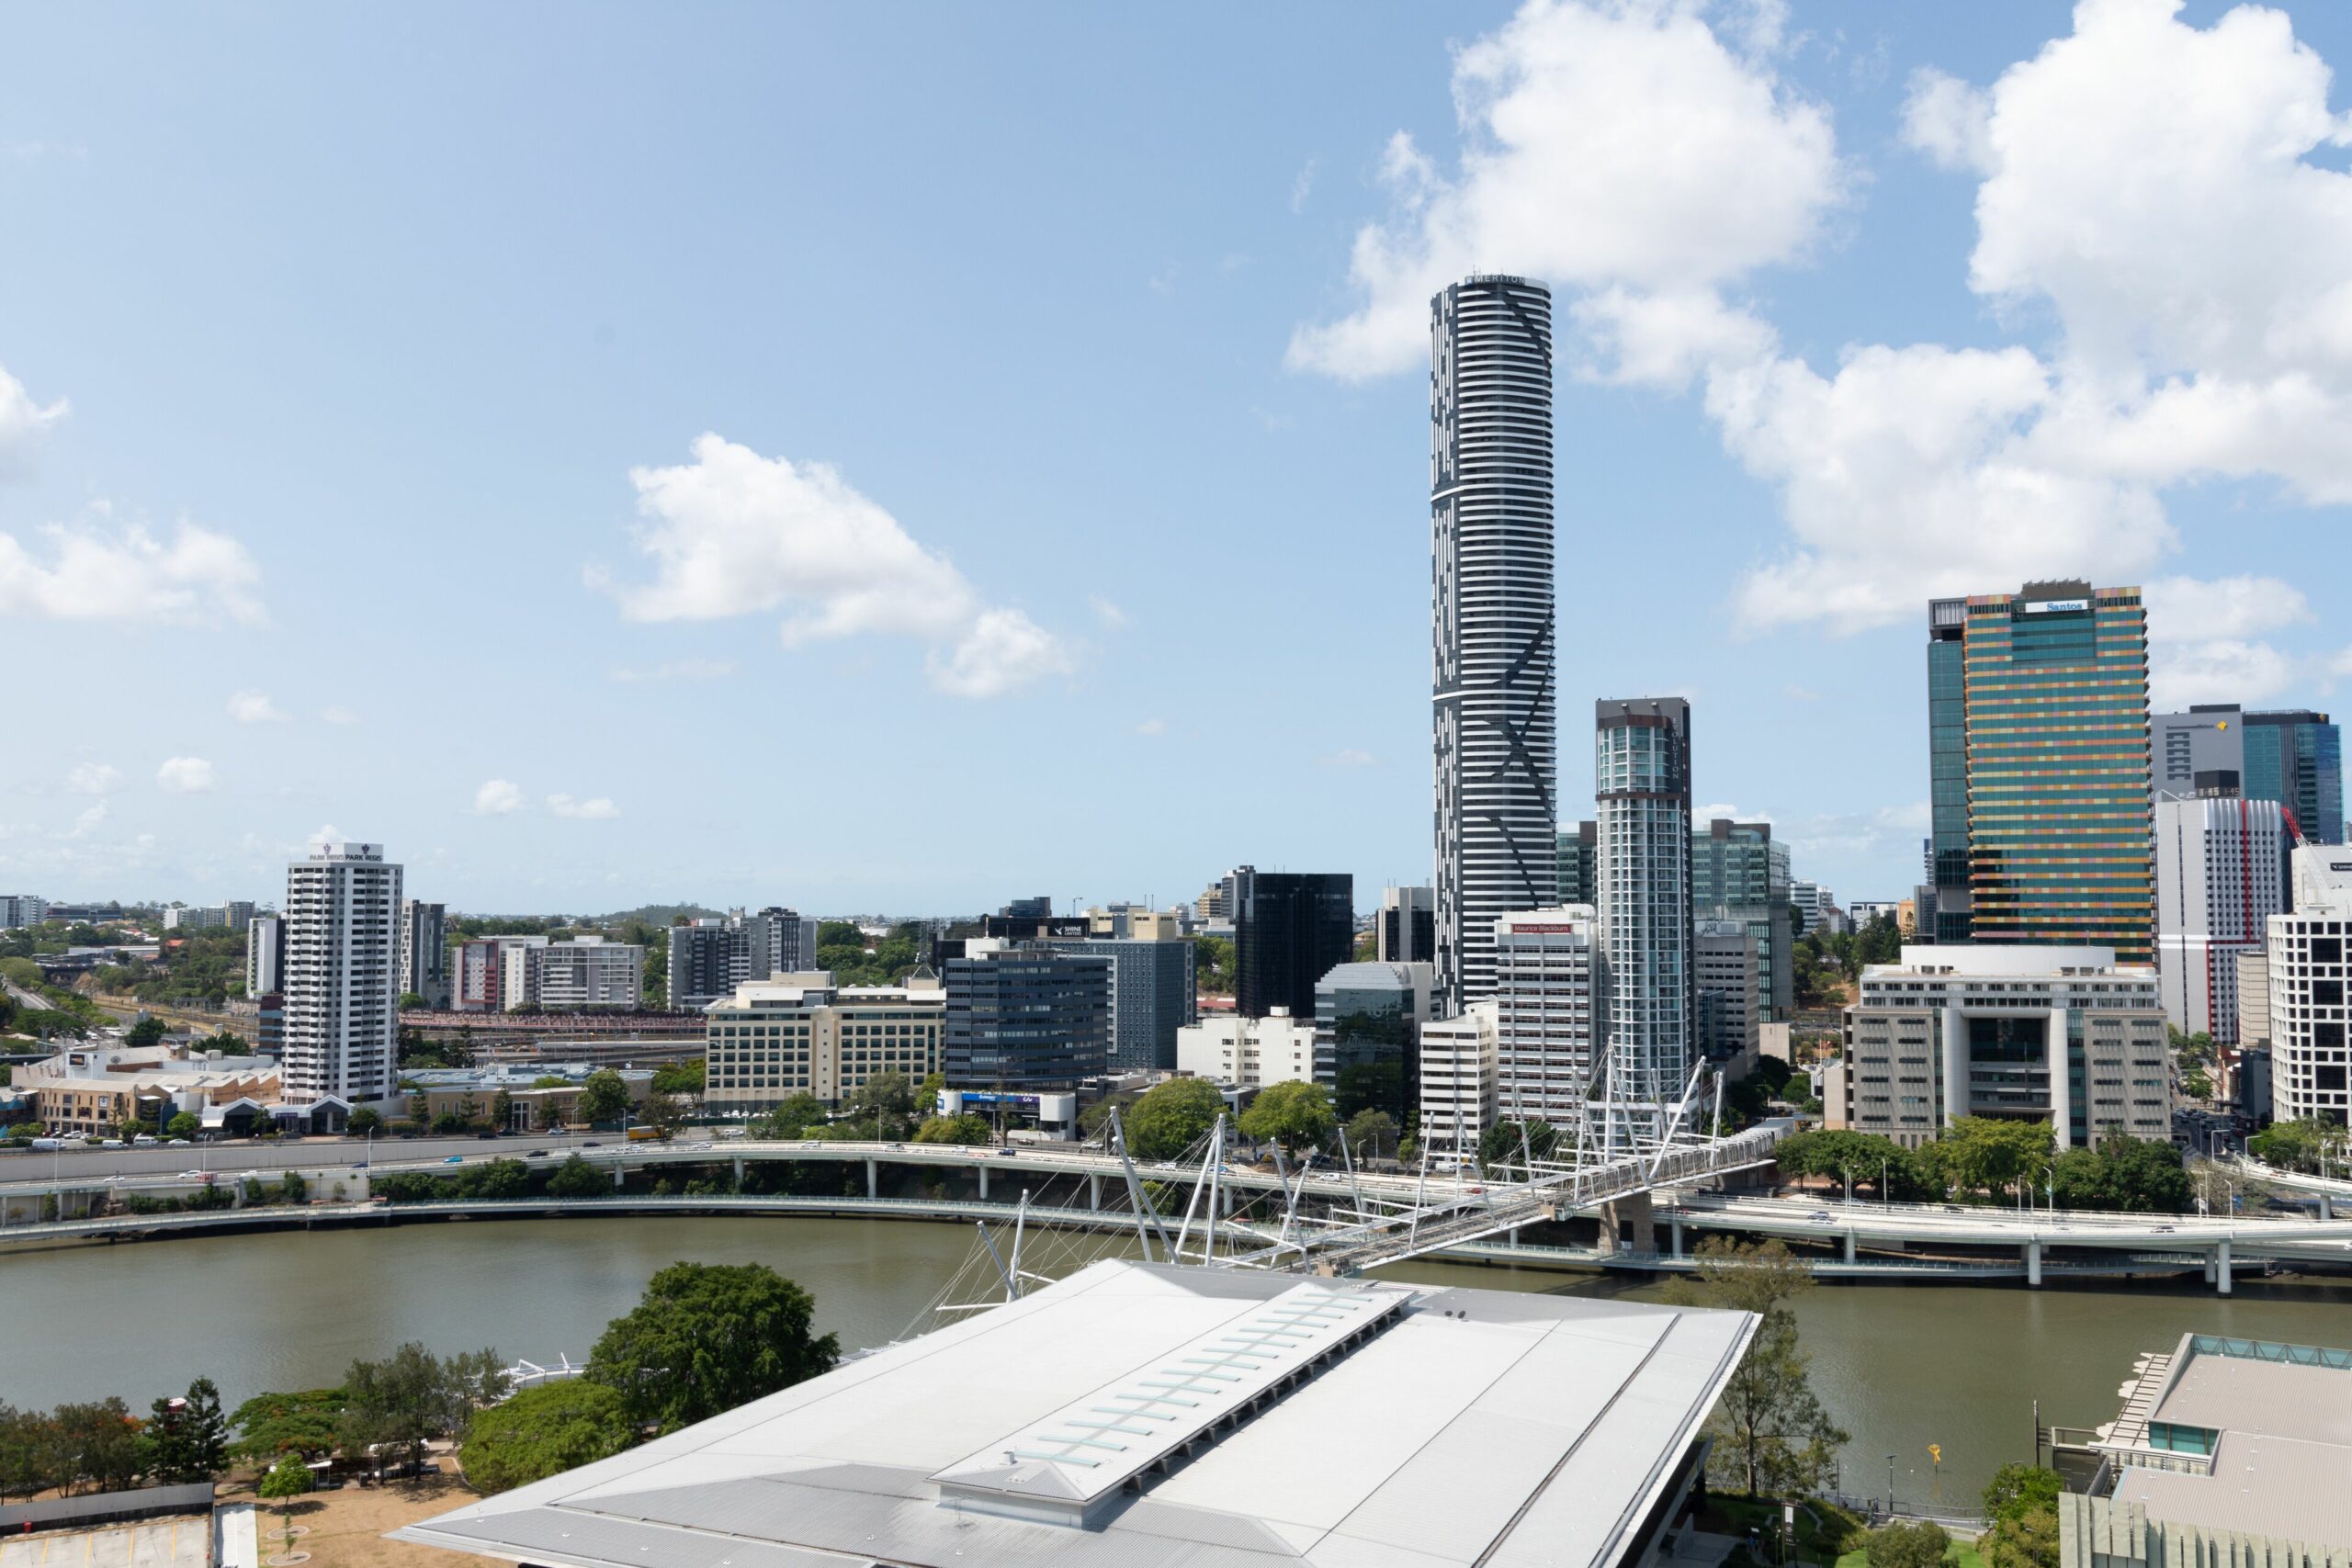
left=395, top=1260, right=1756, bottom=1568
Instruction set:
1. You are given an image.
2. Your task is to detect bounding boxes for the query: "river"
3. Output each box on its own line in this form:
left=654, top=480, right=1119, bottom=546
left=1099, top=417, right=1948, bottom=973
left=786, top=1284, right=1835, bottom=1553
left=11, top=1214, right=2352, bottom=1512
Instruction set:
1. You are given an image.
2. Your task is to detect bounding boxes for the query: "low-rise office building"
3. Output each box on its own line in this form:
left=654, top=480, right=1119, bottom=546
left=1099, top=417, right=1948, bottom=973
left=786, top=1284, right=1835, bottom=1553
left=705, top=969, right=948, bottom=1113
left=1828, top=945, right=2169, bottom=1149
left=1490, top=908, right=1595, bottom=1129
left=13, top=1044, right=280, bottom=1135
left=1694, top=919, right=1760, bottom=1067
left=1312, top=960, right=1433, bottom=1124
left=2063, top=1331, right=2352, bottom=1557
left=1060, top=938, right=1196, bottom=1073
left=1174, top=1007, right=1317, bottom=1090
left=944, top=942, right=1110, bottom=1090
left=404, top=1063, right=655, bottom=1131
left=1419, top=1002, right=1498, bottom=1166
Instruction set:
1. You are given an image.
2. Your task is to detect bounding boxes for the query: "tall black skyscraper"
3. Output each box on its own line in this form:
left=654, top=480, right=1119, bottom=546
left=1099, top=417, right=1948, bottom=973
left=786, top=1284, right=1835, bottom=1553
left=1233, top=867, right=1354, bottom=1020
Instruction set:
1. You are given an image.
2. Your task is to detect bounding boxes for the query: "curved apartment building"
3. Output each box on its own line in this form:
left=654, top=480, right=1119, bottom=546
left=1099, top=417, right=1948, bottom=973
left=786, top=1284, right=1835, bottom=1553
left=1431, top=275, right=1556, bottom=1012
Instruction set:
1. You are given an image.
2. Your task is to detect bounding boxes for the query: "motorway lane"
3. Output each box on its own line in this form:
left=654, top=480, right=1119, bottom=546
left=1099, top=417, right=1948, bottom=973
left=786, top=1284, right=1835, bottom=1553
left=0, top=1130, right=586, bottom=1182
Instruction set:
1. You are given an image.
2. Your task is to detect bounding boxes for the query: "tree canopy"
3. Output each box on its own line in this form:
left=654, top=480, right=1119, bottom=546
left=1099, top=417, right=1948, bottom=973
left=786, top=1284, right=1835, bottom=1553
left=460, top=1379, right=639, bottom=1495
left=338, top=1343, right=504, bottom=1472
left=1238, top=1080, right=1335, bottom=1152
left=586, top=1262, right=839, bottom=1434
left=1665, top=1239, right=1847, bottom=1499
left=751, top=1093, right=828, bottom=1140
left=576, top=1069, right=631, bottom=1128
left=1125, top=1077, right=1226, bottom=1160
left=912, top=1113, right=993, bottom=1145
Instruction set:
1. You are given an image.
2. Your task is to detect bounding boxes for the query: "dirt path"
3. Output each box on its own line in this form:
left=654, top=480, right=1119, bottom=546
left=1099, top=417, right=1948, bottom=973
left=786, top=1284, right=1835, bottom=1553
left=223, top=1473, right=482, bottom=1568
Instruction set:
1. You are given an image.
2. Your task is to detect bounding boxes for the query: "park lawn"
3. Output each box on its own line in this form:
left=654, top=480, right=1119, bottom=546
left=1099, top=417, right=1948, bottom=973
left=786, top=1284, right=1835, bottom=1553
left=1834, top=1546, right=1985, bottom=1568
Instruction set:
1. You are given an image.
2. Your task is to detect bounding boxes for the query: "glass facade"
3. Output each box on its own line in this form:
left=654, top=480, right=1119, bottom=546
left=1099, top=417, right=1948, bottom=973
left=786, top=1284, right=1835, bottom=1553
left=1940, top=584, right=2154, bottom=964
left=1690, top=819, right=1792, bottom=1019
left=1313, top=963, right=1424, bottom=1122
left=2245, top=710, right=2344, bottom=845
left=1234, top=871, right=1354, bottom=1020
left=1927, top=602, right=1971, bottom=942
left=943, top=948, right=1111, bottom=1089
left=1595, top=699, right=1693, bottom=1111
left=1555, top=822, right=1596, bottom=907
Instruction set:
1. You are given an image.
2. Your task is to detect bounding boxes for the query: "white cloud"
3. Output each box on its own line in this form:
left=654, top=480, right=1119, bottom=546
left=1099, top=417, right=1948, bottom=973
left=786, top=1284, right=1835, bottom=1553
left=228, top=689, right=288, bottom=724
left=1089, top=595, right=1129, bottom=628
left=0, top=363, right=66, bottom=470
left=157, top=757, right=215, bottom=794
left=1317, top=749, right=1378, bottom=768
left=1692, top=802, right=1770, bottom=825
left=1133, top=717, right=1168, bottom=736
left=1287, top=0, right=1845, bottom=379
left=67, top=762, right=122, bottom=795
left=1899, top=67, right=1993, bottom=173
left=2151, top=637, right=2300, bottom=710
left=0, top=512, right=263, bottom=625
left=593, top=434, right=1072, bottom=698
left=471, top=779, right=525, bottom=816
left=1290, top=157, right=1318, bottom=214
left=609, top=659, right=735, bottom=684
left=925, top=609, right=1076, bottom=699
left=69, top=802, right=107, bottom=837
left=320, top=705, right=358, bottom=726
left=547, top=794, right=621, bottom=820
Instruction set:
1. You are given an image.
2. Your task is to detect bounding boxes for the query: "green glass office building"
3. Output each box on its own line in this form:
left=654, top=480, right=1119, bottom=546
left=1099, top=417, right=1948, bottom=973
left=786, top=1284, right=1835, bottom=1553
left=1926, top=581, right=2154, bottom=964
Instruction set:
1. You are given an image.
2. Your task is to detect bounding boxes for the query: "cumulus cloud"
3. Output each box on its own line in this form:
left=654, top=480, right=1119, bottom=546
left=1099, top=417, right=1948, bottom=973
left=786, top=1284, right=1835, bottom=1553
left=593, top=434, right=1072, bottom=698
left=320, top=705, right=358, bottom=726
left=228, top=689, right=288, bottom=724
left=0, top=512, right=263, bottom=625
left=1302, top=0, right=2352, bottom=673
left=1089, top=595, right=1129, bottom=628
left=67, top=762, right=121, bottom=795
left=0, top=363, right=66, bottom=470
left=547, top=794, right=620, bottom=820
left=1287, top=0, right=1845, bottom=379
left=1133, top=717, right=1168, bottom=736
left=471, top=779, right=525, bottom=816
left=157, top=757, right=214, bottom=794
left=1317, top=749, right=1378, bottom=768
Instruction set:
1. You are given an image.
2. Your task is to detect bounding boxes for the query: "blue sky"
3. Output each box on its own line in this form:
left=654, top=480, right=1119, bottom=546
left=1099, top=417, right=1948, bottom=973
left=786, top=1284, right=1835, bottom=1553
left=4, top=0, right=2350, bottom=915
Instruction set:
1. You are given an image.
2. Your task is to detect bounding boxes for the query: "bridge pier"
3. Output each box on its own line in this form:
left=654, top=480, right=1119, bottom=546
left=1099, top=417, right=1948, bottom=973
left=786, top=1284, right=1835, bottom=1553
left=1844, top=1230, right=1856, bottom=1266
left=2322, top=1193, right=2334, bottom=1222
left=2216, top=1239, right=2232, bottom=1295
left=1089, top=1173, right=1102, bottom=1211
left=2025, top=1240, right=2041, bottom=1288
left=865, top=1159, right=877, bottom=1200
left=1669, top=1215, right=1683, bottom=1258
left=978, top=1164, right=989, bottom=1201
left=732, top=1157, right=744, bottom=1190
left=1600, top=1192, right=1655, bottom=1255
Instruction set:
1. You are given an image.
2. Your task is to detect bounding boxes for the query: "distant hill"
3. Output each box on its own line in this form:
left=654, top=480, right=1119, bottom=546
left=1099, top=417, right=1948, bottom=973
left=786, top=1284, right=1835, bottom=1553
left=587, top=903, right=726, bottom=927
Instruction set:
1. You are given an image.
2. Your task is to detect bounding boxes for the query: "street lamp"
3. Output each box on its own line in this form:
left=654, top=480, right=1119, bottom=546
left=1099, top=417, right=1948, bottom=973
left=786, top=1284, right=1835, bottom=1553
left=1887, top=1453, right=1897, bottom=1514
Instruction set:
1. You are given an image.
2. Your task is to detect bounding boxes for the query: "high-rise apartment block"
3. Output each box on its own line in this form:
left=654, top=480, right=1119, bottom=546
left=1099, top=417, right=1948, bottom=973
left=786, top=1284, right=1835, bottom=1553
left=1690, top=818, right=1793, bottom=1021
left=2245, top=710, right=2344, bottom=844
left=668, top=908, right=819, bottom=1013
left=453, top=935, right=544, bottom=1011
left=1595, top=698, right=1693, bottom=1119
left=2264, top=848, right=2352, bottom=1124
left=943, top=942, right=1110, bottom=1089
left=1828, top=945, right=2169, bottom=1149
left=281, top=840, right=401, bottom=1107
left=1431, top=276, right=1556, bottom=1014
left=703, top=969, right=946, bottom=1113
left=245, top=913, right=285, bottom=999
left=1232, top=867, right=1352, bottom=1020
left=2155, top=792, right=2291, bottom=1043
left=1555, top=822, right=1596, bottom=908
left=1376, top=886, right=1436, bottom=964
left=0, top=895, right=45, bottom=929
left=1313, top=960, right=1433, bottom=1123
left=1926, top=582, right=2155, bottom=963
left=1489, top=907, right=1597, bottom=1131
left=399, top=899, right=449, bottom=1009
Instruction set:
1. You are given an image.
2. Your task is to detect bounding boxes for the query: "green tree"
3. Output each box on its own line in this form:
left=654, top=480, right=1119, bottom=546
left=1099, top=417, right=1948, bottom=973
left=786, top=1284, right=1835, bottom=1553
left=125, top=1016, right=167, bottom=1049
left=577, top=1068, right=631, bottom=1128
left=1925, top=1117, right=2054, bottom=1201
left=1776, top=1129, right=1930, bottom=1201
left=398, top=991, right=426, bottom=1010
left=147, top=1378, right=229, bottom=1483
left=459, top=1380, right=639, bottom=1495
left=844, top=1071, right=918, bottom=1139
left=1983, top=1506, right=2059, bottom=1568
left=1193, top=935, right=1236, bottom=995
left=2248, top=1117, right=2347, bottom=1174
left=1125, top=1077, right=1227, bottom=1160
left=51, top=1399, right=148, bottom=1495
left=347, top=1107, right=383, bottom=1137
left=650, top=1060, right=706, bottom=1097
left=491, top=1089, right=514, bottom=1131
left=166, top=1111, right=199, bottom=1140
left=1864, top=1520, right=1950, bottom=1568
left=1238, top=1080, right=1335, bottom=1152
left=1476, top=1118, right=1558, bottom=1176
left=547, top=1153, right=607, bottom=1198
left=1342, top=1108, right=1399, bottom=1163
left=750, top=1093, right=827, bottom=1140
left=1665, top=1240, right=1848, bottom=1499
left=1983, top=1462, right=2061, bottom=1521
left=586, top=1262, right=839, bottom=1434
left=256, top=1452, right=314, bottom=1548
left=0, top=1404, right=54, bottom=1500
left=912, top=1113, right=993, bottom=1145
left=339, top=1343, right=503, bottom=1476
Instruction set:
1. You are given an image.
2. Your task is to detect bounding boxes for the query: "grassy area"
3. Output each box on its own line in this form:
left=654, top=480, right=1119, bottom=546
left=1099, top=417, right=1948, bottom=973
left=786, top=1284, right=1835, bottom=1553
left=1834, top=1546, right=1984, bottom=1568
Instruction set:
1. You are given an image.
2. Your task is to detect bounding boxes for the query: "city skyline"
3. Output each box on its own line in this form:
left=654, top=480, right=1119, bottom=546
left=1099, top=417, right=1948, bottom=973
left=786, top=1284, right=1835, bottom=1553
left=7, top=2, right=2352, bottom=911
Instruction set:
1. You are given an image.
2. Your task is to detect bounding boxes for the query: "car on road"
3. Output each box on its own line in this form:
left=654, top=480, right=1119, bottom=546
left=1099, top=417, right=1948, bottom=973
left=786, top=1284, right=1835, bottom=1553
left=443, top=1155, right=464, bottom=1165
left=993, top=1148, right=1020, bottom=1157
left=2154, top=1224, right=2175, bottom=1232
left=582, top=1141, right=602, bottom=1148
left=1807, top=1211, right=1832, bottom=1223
left=526, top=1149, right=549, bottom=1159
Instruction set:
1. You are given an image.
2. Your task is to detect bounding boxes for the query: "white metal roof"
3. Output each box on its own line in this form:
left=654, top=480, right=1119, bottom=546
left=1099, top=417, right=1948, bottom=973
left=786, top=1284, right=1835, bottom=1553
left=398, top=1260, right=1753, bottom=1568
